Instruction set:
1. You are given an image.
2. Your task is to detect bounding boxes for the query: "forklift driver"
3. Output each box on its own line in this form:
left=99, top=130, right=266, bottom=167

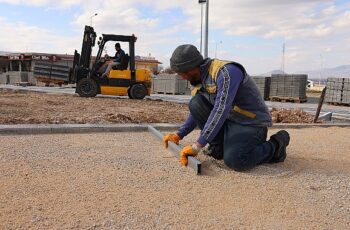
left=101, top=42, right=125, bottom=77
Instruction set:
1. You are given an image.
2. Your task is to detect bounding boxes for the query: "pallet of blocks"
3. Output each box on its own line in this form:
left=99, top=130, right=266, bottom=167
left=251, top=76, right=271, bottom=100
left=269, top=74, right=307, bottom=103
left=325, top=77, right=343, bottom=105
left=152, top=74, right=187, bottom=95
left=341, top=78, right=350, bottom=105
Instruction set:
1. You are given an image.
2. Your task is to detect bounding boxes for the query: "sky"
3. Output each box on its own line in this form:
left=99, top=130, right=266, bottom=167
left=0, top=0, right=349, bottom=75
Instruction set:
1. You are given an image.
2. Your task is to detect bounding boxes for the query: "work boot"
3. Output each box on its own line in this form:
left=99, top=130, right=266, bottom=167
left=203, top=143, right=223, bottom=160
left=269, top=130, right=290, bottom=163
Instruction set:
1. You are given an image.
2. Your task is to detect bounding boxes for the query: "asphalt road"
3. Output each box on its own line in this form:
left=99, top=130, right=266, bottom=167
left=1, top=84, right=349, bottom=121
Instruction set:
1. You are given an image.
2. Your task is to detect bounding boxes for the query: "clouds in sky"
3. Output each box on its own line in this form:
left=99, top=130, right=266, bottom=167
left=0, top=0, right=349, bottom=74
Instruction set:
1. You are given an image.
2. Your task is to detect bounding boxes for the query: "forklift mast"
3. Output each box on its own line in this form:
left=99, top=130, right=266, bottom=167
left=79, top=26, right=96, bottom=68
left=71, top=25, right=96, bottom=83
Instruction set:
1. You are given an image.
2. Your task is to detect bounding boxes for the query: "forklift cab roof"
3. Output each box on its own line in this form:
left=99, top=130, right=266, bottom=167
left=101, top=34, right=137, bottom=43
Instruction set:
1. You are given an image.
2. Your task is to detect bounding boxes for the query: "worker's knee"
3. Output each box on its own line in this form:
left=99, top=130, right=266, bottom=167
left=224, top=153, right=251, bottom=172
left=189, top=94, right=203, bottom=113
left=189, top=94, right=212, bottom=116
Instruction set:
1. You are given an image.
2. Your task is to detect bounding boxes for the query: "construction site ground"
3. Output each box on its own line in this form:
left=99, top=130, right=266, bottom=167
left=1, top=85, right=350, bottom=123
left=1, top=87, right=350, bottom=229
left=0, top=88, right=189, bottom=124
left=2, top=87, right=350, bottom=124
left=1, top=128, right=349, bottom=229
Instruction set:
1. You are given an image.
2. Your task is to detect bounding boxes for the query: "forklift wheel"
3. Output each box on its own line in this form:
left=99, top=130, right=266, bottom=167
left=127, top=87, right=133, bottom=99
left=76, top=78, right=98, bottom=97
left=129, top=84, right=146, bottom=99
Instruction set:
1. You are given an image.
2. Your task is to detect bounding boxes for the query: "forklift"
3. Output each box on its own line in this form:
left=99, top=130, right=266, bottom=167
left=34, top=25, right=152, bottom=99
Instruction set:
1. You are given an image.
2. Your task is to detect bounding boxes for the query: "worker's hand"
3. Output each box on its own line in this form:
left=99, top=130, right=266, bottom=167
left=163, top=133, right=181, bottom=148
left=104, top=55, right=112, bottom=61
left=180, top=144, right=202, bottom=166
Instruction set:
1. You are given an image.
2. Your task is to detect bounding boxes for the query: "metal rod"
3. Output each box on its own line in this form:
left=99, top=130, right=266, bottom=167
left=147, top=125, right=202, bottom=175
left=314, top=86, right=327, bottom=123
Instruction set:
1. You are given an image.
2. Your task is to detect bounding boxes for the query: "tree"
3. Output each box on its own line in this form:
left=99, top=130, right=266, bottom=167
left=162, top=67, right=175, bottom=74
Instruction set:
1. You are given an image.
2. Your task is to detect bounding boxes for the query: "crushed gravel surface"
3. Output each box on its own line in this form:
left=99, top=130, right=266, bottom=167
left=1, top=128, right=349, bottom=229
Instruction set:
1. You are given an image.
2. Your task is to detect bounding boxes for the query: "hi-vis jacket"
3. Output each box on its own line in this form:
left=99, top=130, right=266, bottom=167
left=177, top=58, right=272, bottom=146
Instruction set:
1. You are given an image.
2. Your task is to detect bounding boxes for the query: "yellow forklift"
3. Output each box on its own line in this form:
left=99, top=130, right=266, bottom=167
left=34, top=26, right=152, bottom=99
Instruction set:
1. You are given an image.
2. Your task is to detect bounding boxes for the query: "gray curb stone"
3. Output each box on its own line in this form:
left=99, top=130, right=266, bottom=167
left=0, top=123, right=350, bottom=135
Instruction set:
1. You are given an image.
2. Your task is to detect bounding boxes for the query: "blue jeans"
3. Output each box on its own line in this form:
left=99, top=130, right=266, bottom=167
left=189, top=94, right=275, bottom=171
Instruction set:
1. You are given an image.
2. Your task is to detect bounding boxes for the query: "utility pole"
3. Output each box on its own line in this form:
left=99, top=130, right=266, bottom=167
left=281, top=42, right=285, bottom=72
left=198, top=0, right=206, bottom=54
left=215, top=41, right=222, bottom=58
left=319, top=54, right=323, bottom=86
left=203, top=0, right=209, bottom=58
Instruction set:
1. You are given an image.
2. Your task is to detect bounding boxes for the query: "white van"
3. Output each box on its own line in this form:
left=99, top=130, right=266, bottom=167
left=307, top=80, right=314, bottom=88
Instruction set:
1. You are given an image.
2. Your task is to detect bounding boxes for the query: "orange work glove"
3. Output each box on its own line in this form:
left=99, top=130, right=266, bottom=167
left=163, top=133, right=181, bottom=148
left=180, top=144, right=201, bottom=166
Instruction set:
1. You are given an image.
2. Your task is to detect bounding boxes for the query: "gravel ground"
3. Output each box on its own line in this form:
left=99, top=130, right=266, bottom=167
left=0, top=88, right=189, bottom=124
left=1, top=127, right=349, bottom=229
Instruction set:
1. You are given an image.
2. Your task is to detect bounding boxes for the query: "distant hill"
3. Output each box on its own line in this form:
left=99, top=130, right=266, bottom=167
left=0, top=51, right=11, bottom=55
left=257, top=65, right=350, bottom=80
left=295, top=65, right=350, bottom=80
left=258, top=69, right=287, bottom=76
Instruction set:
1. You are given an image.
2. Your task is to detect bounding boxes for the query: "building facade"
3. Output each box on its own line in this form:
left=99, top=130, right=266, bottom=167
left=0, top=52, right=161, bottom=85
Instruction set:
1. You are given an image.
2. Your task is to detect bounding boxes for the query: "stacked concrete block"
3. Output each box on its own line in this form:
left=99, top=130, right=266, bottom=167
left=270, top=74, right=307, bottom=101
left=1, top=72, right=22, bottom=84
left=20, top=72, right=28, bottom=82
left=325, top=77, right=343, bottom=104
left=251, top=76, right=271, bottom=100
left=184, top=80, right=191, bottom=95
left=34, top=62, right=70, bottom=82
left=152, top=74, right=187, bottom=95
left=0, top=73, right=8, bottom=84
left=0, top=72, right=36, bottom=85
left=341, top=78, right=350, bottom=104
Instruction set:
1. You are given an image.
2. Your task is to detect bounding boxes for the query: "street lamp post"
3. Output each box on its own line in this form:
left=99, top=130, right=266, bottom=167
left=90, top=13, right=98, bottom=27
left=204, top=0, right=209, bottom=58
left=319, top=54, right=323, bottom=86
left=198, top=0, right=209, bottom=58
left=200, top=3, right=203, bottom=53
left=215, top=41, right=222, bottom=58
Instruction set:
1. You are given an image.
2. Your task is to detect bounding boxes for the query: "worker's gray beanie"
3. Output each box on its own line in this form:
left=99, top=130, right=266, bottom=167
left=170, top=44, right=204, bottom=72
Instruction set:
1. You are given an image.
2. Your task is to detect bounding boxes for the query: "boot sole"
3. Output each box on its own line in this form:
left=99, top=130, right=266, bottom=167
left=270, top=130, right=290, bottom=163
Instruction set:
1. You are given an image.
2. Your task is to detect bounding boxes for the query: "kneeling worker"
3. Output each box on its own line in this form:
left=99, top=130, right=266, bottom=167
left=163, top=44, right=290, bottom=171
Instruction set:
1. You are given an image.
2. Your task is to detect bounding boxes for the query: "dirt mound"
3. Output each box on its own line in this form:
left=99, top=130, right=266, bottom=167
left=271, top=107, right=316, bottom=123
left=0, top=89, right=189, bottom=124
